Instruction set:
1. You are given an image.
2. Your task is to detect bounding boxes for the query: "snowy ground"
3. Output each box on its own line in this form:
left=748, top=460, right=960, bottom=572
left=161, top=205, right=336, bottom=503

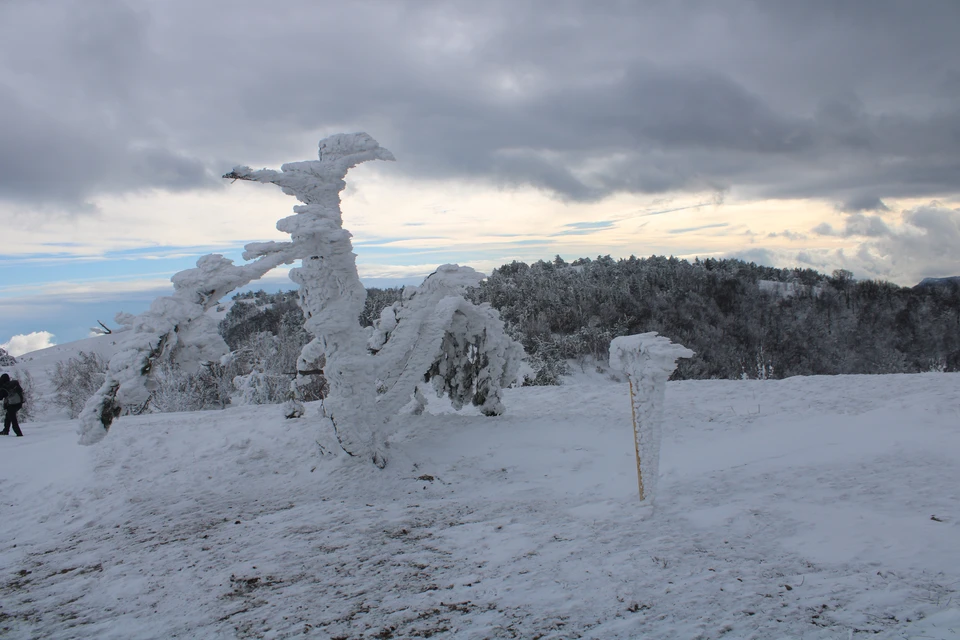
left=1, top=368, right=958, bottom=639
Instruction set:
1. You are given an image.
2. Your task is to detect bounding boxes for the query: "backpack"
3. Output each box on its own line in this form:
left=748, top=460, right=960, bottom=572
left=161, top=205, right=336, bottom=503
left=5, top=383, right=22, bottom=407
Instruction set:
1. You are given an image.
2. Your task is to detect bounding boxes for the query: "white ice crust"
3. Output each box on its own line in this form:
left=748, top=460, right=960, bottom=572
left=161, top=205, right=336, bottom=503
left=609, top=332, right=694, bottom=504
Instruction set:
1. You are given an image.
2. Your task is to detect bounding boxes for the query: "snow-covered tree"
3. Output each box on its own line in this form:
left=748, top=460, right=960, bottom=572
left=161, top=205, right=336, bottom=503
left=78, top=133, right=522, bottom=463
left=225, top=133, right=523, bottom=466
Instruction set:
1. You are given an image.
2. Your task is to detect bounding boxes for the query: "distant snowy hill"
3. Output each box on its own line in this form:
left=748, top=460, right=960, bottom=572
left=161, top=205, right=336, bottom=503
left=11, top=333, right=123, bottom=419
left=915, top=275, right=960, bottom=289
left=1, top=363, right=958, bottom=638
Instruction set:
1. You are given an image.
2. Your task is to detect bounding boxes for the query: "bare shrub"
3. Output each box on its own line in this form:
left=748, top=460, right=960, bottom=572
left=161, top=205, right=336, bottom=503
left=50, top=352, right=108, bottom=419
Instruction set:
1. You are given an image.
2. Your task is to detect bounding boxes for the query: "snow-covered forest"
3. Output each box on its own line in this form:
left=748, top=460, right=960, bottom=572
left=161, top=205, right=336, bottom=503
left=473, top=256, right=960, bottom=381
left=213, top=256, right=960, bottom=395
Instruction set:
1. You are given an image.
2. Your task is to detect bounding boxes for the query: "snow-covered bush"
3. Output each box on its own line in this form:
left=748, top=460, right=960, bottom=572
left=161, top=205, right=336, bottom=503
left=232, top=369, right=293, bottom=406
left=149, top=360, right=236, bottom=413
left=525, top=350, right=570, bottom=386
left=229, top=332, right=293, bottom=405
left=360, top=287, right=404, bottom=327
left=367, top=265, right=525, bottom=418
left=50, top=352, right=107, bottom=419
left=196, top=359, right=243, bottom=409
left=149, top=361, right=199, bottom=413
left=0, top=348, right=16, bottom=367
left=219, top=291, right=327, bottom=406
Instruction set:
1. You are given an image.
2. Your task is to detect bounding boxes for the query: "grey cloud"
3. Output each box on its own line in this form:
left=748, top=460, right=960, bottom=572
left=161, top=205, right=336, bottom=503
left=2, top=0, right=960, bottom=208
left=0, top=83, right=213, bottom=204
left=856, top=204, right=960, bottom=282
left=896, top=205, right=960, bottom=258
left=840, top=195, right=889, bottom=213
left=811, top=212, right=892, bottom=238
left=843, top=213, right=891, bottom=238
left=0, top=1, right=215, bottom=207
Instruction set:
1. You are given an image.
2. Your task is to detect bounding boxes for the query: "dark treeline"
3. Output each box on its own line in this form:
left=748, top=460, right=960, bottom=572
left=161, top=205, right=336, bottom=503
left=222, top=290, right=306, bottom=351
left=470, top=255, right=960, bottom=382
left=221, top=287, right=405, bottom=350
left=220, top=256, right=960, bottom=385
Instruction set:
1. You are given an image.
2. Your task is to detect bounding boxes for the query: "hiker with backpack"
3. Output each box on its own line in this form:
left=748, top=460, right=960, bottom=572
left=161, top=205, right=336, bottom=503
left=0, top=373, right=24, bottom=436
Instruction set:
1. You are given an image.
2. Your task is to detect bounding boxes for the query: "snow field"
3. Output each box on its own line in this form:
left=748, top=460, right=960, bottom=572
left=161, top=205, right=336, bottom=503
left=0, top=372, right=958, bottom=638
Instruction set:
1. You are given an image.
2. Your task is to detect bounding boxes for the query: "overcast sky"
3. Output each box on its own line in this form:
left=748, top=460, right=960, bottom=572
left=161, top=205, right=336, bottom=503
left=2, top=0, right=959, bottom=351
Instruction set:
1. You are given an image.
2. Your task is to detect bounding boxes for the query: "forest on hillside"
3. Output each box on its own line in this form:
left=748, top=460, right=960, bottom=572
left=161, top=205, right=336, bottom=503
left=48, top=254, right=960, bottom=420
left=471, top=256, right=960, bottom=382
left=219, top=256, right=960, bottom=386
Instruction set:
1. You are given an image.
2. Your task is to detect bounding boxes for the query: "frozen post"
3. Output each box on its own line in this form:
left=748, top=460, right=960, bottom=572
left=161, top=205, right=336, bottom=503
left=609, top=332, right=694, bottom=505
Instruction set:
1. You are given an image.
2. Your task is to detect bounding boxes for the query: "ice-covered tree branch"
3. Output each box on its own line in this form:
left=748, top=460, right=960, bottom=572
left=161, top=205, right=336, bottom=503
left=78, top=247, right=295, bottom=445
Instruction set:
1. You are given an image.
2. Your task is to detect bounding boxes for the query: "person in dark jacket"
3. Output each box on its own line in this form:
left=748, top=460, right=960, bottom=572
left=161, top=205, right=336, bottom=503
left=0, top=373, right=24, bottom=436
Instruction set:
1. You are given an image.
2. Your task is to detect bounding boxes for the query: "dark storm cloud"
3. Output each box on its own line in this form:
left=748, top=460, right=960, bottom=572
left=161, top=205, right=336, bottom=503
left=0, top=0, right=215, bottom=206
left=2, top=0, right=959, bottom=208
left=0, top=85, right=212, bottom=203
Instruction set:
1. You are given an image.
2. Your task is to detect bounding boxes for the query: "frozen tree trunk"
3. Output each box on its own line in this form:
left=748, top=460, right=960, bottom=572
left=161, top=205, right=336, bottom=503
left=224, top=134, right=395, bottom=464
left=609, top=332, right=694, bottom=506
left=78, top=248, right=295, bottom=445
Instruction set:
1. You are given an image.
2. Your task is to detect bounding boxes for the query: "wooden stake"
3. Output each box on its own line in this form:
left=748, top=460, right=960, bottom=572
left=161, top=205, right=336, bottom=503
left=629, top=380, right=645, bottom=502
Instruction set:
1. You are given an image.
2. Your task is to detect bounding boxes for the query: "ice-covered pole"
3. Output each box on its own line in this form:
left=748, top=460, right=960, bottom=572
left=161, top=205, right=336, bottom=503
left=609, top=332, right=694, bottom=505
